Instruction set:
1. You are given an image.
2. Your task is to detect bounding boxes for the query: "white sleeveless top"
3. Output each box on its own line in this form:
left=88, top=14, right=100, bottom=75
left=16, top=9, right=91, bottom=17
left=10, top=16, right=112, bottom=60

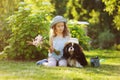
left=48, top=36, right=69, bottom=60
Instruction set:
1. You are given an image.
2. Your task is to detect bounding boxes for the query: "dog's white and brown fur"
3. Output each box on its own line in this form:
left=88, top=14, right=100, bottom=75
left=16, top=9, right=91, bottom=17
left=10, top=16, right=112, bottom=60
left=63, top=42, right=88, bottom=68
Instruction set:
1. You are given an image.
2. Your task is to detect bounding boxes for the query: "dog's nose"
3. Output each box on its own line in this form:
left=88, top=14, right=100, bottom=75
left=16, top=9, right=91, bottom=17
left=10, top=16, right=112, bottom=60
left=68, top=47, right=74, bottom=52
left=70, top=47, right=74, bottom=51
left=70, top=47, right=73, bottom=49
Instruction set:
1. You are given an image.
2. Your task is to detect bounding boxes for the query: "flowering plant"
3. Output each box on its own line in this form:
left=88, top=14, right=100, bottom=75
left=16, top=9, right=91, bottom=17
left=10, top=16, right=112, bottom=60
left=27, top=35, right=60, bottom=55
left=32, top=35, right=44, bottom=48
left=27, top=35, right=45, bottom=48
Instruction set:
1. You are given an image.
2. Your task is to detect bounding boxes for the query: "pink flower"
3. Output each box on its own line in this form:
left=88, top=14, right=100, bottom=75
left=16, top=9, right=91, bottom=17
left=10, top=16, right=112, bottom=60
left=28, top=35, right=60, bottom=55
left=32, top=35, right=43, bottom=47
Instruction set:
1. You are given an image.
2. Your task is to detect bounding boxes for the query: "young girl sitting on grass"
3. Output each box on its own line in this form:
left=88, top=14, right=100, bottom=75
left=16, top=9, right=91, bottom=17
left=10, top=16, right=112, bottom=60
left=36, top=15, right=70, bottom=67
left=47, top=15, right=70, bottom=67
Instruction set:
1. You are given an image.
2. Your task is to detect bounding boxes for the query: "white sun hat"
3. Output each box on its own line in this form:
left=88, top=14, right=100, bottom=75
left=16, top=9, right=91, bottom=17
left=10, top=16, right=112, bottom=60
left=67, top=38, right=79, bottom=44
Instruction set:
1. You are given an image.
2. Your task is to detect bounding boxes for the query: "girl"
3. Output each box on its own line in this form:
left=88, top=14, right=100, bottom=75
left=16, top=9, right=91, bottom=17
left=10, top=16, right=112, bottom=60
left=36, top=15, right=70, bottom=67
left=47, top=15, right=70, bottom=67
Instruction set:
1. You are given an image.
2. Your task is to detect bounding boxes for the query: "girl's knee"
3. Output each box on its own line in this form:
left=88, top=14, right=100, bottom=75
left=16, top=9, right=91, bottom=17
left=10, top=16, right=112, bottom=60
left=59, top=59, right=67, bottom=67
left=48, top=57, right=57, bottom=67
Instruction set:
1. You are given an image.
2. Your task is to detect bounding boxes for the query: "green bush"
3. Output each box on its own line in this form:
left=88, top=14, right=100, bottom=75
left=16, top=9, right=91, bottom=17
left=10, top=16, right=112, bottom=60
left=0, top=51, right=7, bottom=60
left=113, top=44, right=120, bottom=51
left=68, top=23, right=91, bottom=50
left=3, top=1, right=53, bottom=60
left=98, top=30, right=115, bottom=49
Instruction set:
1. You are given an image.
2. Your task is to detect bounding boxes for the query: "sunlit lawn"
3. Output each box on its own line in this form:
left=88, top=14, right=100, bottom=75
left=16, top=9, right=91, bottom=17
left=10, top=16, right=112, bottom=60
left=0, top=50, right=120, bottom=80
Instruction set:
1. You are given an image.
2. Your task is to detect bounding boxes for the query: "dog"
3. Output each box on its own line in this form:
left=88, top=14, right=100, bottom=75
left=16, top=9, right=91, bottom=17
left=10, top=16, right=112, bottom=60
left=63, top=38, right=88, bottom=67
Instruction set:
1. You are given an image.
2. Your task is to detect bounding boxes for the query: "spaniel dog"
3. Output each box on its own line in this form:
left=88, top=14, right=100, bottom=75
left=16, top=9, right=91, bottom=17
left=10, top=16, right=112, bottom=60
left=63, top=38, right=88, bottom=68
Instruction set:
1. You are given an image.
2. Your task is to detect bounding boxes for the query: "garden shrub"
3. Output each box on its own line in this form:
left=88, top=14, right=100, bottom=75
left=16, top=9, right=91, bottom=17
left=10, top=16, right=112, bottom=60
left=68, top=23, right=91, bottom=50
left=3, top=1, right=91, bottom=60
left=113, top=44, right=120, bottom=51
left=98, top=30, right=115, bottom=49
left=3, top=1, right=54, bottom=60
left=0, top=51, right=7, bottom=60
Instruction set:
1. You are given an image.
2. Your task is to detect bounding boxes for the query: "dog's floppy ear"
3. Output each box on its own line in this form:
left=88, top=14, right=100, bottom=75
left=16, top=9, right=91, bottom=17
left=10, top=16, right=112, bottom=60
left=74, top=44, right=88, bottom=66
left=63, top=44, right=70, bottom=59
left=74, top=44, right=83, bottom=55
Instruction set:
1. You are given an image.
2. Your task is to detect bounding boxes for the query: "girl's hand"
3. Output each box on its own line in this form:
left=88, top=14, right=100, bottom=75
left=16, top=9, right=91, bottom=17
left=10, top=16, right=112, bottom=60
left=49, top=46, right=54, bottom=53
left=54, top=49, right=60, bottom=55
left=26, top=39, right=34, bottom=45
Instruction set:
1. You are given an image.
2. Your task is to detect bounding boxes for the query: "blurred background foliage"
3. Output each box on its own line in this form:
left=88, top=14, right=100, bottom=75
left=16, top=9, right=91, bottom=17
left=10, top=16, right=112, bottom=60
left=0, top=0, right=120, bottom=60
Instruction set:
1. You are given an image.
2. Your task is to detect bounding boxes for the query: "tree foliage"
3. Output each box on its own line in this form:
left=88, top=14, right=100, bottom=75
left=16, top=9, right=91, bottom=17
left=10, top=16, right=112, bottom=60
left=51, top=0, right=120, bottom=49
left=102, top=0, right=120, bottom=30
left=3, top=0, right=54, bottom=60
left=0, top=0, right=21, bottom=51
left=64, top=0, right=87, bottom=20
left=68, top=22, right=91, bottom=50
left=1, top=0, right=120, bottom=60
left=50, top=0, right=67, bottom=15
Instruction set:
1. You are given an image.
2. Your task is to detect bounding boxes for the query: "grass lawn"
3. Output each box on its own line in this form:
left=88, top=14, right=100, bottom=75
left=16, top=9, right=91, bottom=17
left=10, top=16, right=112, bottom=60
left=0, top=50, right=120, bottom=80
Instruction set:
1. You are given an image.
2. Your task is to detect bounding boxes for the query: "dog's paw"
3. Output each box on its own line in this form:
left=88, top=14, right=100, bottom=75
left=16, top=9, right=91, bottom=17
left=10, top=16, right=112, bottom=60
left=76, top=61, right=83, bottom=68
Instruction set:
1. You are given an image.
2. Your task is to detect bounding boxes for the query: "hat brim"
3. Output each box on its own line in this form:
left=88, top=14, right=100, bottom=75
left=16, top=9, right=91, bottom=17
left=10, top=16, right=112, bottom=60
left=50, top=20, right=67, bottom=28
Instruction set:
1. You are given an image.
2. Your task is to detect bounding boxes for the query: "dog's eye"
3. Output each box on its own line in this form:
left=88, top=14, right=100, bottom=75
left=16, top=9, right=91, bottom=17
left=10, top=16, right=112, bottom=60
left=73, top=44, right=78, bottom=47
left=67, top=44, right=71, bottom=47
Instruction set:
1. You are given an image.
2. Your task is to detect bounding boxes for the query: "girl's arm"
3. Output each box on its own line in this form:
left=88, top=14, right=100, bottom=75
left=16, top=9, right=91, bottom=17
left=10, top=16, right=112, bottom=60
left=49, top=37, right=54, bottom=53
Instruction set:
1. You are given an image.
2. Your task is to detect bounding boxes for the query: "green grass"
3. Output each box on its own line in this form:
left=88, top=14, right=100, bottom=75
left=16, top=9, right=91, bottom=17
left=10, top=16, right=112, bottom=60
left=0, top=50, right=120, bottom=80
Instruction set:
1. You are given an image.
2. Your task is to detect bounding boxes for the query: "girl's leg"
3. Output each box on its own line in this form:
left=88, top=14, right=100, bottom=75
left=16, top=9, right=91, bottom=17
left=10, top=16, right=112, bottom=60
left=47, top=57, right=57, bottom=67
left=58, top=59, right=67, bottom=67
